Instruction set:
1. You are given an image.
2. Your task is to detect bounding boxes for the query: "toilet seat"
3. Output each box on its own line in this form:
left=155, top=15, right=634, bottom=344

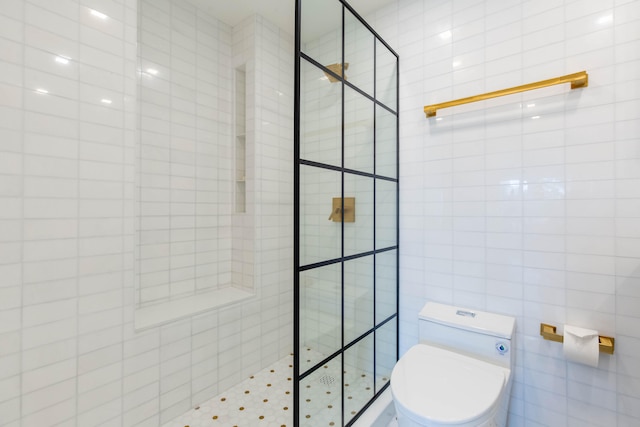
left=391, top=344, right=509, bottom=426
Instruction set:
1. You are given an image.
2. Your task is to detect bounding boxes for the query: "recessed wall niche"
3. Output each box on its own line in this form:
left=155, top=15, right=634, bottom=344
left=235, top=65, right=247, bottom=214
left=135, top=0, right=257, bottom=328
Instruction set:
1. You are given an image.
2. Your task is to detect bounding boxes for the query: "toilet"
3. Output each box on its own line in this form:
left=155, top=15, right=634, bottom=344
left=391, top=302, right=516, bottom=427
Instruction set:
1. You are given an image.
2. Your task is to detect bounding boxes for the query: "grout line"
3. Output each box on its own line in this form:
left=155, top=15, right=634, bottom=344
left=74, top=0, right=81, bottom=421
left=18, top=0, right=26, bottom=423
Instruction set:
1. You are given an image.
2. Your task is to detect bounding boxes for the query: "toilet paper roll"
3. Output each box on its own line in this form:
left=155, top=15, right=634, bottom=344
left=563, top=324, right=599, bottom=367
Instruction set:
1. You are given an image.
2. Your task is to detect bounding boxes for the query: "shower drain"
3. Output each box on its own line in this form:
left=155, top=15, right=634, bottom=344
left=318, top=374, right=336, bottom=386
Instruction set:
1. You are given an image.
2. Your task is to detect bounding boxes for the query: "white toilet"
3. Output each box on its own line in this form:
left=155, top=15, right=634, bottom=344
left=391, top=302, right=516, bottom=427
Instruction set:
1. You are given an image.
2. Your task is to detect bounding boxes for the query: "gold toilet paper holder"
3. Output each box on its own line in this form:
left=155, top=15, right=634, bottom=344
left=540, top=323, right=615, bottom=355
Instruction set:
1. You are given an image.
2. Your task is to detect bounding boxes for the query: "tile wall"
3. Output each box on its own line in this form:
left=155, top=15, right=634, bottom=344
left=370, top=0, right=640, bottom=425
left=0, top=0, right=292, bottom=425
left=230, top=17, right=253, bottom=295
left=242, top=10, right=294, bottom=388
left=137, top=0, right=236, bottom=306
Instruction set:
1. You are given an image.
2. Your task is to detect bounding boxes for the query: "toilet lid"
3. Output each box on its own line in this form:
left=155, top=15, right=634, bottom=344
left=391, top=344, right=507, bottom=425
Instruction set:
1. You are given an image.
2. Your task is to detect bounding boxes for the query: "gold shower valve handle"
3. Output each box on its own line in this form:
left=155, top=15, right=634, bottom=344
left=328, top=207, right=341, bottom=220
left=329, top=197, right=355, bottom=222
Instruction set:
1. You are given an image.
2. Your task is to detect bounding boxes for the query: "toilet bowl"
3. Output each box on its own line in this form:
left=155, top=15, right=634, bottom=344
left=390, top=302, right=516, bottom=427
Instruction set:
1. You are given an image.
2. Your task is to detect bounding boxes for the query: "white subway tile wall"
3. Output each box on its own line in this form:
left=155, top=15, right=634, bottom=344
left=369, top=0, right=640, bottom=425
left=0, top=0, right=291, bottom=425
left=137, top=0, right=236, bottom=306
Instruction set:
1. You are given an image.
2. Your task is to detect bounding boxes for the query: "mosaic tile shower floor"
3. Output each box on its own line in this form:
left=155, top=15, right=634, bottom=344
left=164, top=350, right=389, bottom=427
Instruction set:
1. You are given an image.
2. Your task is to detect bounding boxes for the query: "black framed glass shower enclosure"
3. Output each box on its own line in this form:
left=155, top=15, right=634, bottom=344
left=294, top=0, right=399, bottom=425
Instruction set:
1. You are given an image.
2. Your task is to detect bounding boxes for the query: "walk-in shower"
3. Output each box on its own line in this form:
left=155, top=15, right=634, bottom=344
left=294, top=0, right=399, bottom=425
left=135, top=0, right=396, bottom=425
left=135, top=0, right=294, bottom=412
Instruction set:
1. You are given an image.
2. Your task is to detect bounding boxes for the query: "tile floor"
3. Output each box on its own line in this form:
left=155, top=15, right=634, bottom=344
left=163, top=355, right=294, bottom=427
left=164, top=350, right=390, bottom=427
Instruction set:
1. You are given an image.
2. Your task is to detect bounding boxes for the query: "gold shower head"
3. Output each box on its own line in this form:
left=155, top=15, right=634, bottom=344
left=324, top=63, right=349, bottom=82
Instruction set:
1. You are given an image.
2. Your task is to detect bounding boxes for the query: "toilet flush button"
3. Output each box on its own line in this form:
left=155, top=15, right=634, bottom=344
left=495, top=342, right=509, bottom=355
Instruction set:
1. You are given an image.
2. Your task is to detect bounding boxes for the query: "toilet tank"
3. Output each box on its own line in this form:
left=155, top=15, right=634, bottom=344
left=418, top=302, right=516, bottom=368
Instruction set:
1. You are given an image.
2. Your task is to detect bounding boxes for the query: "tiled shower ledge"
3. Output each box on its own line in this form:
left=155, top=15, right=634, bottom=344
left=134, top=287, right=255, bottom=330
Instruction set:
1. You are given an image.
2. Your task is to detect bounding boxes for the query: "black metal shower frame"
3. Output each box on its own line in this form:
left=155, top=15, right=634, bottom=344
left=294, top=1, right=399, bottom=426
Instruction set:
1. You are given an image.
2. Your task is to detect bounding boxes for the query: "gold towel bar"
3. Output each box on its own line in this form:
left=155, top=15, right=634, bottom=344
left=424, top=71, right=588, bottom=118
left=540, top=323, right=614, bottom=355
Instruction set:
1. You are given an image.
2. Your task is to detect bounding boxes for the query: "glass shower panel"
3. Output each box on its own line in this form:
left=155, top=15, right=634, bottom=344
left=375, top=178, right=397, bottom=250
left=344, top=256, right=374, bottom=343
left=299, top=354, right=342, bottom=427
left=344, top=85, right=374, bottom=173
left=375, top=250, right=397, bottom=323
left=300, top=165, right=341, bottom=266
left=300, top=0, right=342, bottom=72
left=376, top=40, right=397, bottom=111
left=300, top=58, right=342, bottom=168
left=344, top=9, right=374, bottom=96
left=376, top=106, right=397, bottom=179
left=296, top=1, right=398, bottom=425
left=344, top=173, right=374, bottom=257
left=375, top=318, right=397, bottom=393
left=344, top=334, right=374, bottom=424
left=300, top=262, right=341, bottom=371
